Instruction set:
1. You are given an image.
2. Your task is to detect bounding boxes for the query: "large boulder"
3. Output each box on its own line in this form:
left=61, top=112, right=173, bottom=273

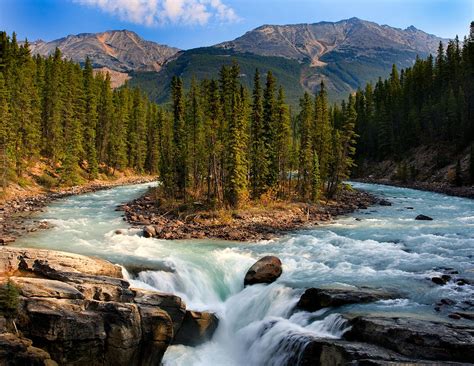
left=343, top=315, right=474, bottom=363
left=244, top=256, right=282, bottom=286
left=0, top=247, right=122, bottom=278
left=137, top=305, right=173, bottom=365
left=133, top=289, right=186, bottom=335
left=296, top=287, right=395, bottom=312
left=173, top=310, right=219, bottom=346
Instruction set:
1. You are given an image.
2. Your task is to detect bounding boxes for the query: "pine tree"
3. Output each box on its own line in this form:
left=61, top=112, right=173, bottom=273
left=96, top=72, right=114, bottom=166
left=0, top=279, right=19, bottom=320
left=110, top=88, right=129, bottom=172
left=263, top=71, right=278, bottom=189
left=0, top=72, right=11, bottom=190
left=171, top=76, right=187, bottom=199
left=275, top=86, right=291, bottom=196
left=43, top=48, right=64, bottom=162
left=82, top=57, right=99, bottom=179
left=186, top=78, right=205, bottom=191
left=298, top=92, right=313, bottom=199
left=249, top=69, right=267, bottom=197
left=313, top=81, right=331, bottom=183
left=311, top=150, right=320, bottom=201
left=61, top=63, right=83, bottom=185
left=225, top=88, right=248, bottom=208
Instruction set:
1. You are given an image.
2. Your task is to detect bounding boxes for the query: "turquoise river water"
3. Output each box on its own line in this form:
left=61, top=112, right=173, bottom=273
left=14, top=182, right=474, bottom=365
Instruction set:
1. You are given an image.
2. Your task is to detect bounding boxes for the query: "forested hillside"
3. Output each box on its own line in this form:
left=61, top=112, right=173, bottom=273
left=352, top=23, right=474, bottom=186
left=0, top=31, right=161, bottom=189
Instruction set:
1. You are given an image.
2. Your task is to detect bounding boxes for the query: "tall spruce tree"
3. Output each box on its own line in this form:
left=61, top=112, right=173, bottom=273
left=249, top=69, right=267, bottom=197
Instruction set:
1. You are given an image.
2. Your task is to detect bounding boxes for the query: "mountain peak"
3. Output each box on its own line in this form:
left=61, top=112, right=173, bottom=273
left=27, top=30, right=180, bottom=73
left=216, top=18, right=444, bottom=64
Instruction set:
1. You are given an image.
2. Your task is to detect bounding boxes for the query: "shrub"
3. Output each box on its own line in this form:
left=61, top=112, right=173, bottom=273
left=0, top=279, right=20, bottom=319
left=35, top=173, right=58, bottom=189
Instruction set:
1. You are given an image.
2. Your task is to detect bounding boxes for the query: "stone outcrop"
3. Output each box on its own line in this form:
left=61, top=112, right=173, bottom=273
left=0, top=247, right=219, bottom=366
left=0, top=247, right=122, bottom=277
left=298, top=338, right=411, bottom=366
left=343, top=315, right=474, bottom=363
left=173, top=310, right=219, bottom=346
left=296, top=287, right=395, bottom=312
left=244, top=256, right=282, bottom=286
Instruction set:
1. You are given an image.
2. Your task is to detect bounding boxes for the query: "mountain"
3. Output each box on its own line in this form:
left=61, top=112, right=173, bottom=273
left=27, top=30, right=180, bottom=72
left=26, top=19, right=447, bottom=105
left=216, top=18, right=442, bottom=64
left=130, top=18, right=446, bottom=105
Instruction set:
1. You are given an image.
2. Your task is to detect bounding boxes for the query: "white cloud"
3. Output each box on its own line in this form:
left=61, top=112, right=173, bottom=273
left=74, top=0, right=239, bottom=26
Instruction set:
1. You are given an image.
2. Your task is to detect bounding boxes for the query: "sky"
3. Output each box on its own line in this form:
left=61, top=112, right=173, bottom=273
left=1, top=0, right=472, bottom=49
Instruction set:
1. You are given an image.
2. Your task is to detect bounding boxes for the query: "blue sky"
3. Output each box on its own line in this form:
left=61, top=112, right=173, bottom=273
left=1, top=0, right=472, bottom=49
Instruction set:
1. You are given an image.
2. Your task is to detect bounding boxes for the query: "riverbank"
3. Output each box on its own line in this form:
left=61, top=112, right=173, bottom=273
left=356, top=178, right=474, bottom=199
left=120, top=187, right=379, bottom=241
left=0, top=175, right=156, bottom=244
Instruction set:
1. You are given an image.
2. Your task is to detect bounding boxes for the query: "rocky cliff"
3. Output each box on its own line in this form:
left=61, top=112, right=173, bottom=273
left=0, top=247, right=218, bottom=366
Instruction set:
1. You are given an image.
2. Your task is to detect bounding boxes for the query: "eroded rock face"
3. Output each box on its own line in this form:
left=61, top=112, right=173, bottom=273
left=343, top=315, right=474, bottom=363
left=0, top=247, right=219, bottom=366
left=244, top=256, right=282, bottom=286
left=296, top=287, right=395, bottom=312
left=173, top=310, right=219, bottom=346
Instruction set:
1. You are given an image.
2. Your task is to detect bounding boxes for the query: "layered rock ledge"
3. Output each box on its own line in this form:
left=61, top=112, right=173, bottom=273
left=0, top=247, right=218, bottom=366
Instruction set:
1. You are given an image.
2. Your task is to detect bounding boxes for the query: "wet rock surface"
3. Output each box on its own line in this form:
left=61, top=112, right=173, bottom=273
left=296, top=287, right=395, bottom=312
left=415, top=214, right=433, bottom=221
left=173, top=310, right=219, bottom=346
left=244, top=256, right=283, bottom=286
left=343, top=315, right=474, bottom=363
left=0, top=247, right=219, bottom=366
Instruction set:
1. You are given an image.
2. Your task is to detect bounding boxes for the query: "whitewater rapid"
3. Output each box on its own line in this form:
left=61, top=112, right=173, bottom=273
left=14, top=182, right=474, bottom=365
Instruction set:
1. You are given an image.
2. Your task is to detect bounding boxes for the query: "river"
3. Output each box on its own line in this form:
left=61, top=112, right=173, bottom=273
left=14, top=182, right=474, bottom=365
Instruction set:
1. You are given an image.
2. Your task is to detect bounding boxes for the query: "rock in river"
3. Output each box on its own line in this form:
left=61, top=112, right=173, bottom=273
left=296, top=287, right=395, bottom=312
left=343, top=315, right=474, bottom=363
left=173, top=310, right=219, bottom=346
left=415, top=214, right=433, bottom=221
left=244, top=256, right=282, bottom=286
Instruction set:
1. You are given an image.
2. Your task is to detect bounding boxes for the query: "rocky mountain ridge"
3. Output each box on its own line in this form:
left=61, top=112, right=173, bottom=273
left=24, top=18, right=448, bottom=100
left=27, top=30, right=180, bottom=72
left=217, top=18, right=444, bottom=65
